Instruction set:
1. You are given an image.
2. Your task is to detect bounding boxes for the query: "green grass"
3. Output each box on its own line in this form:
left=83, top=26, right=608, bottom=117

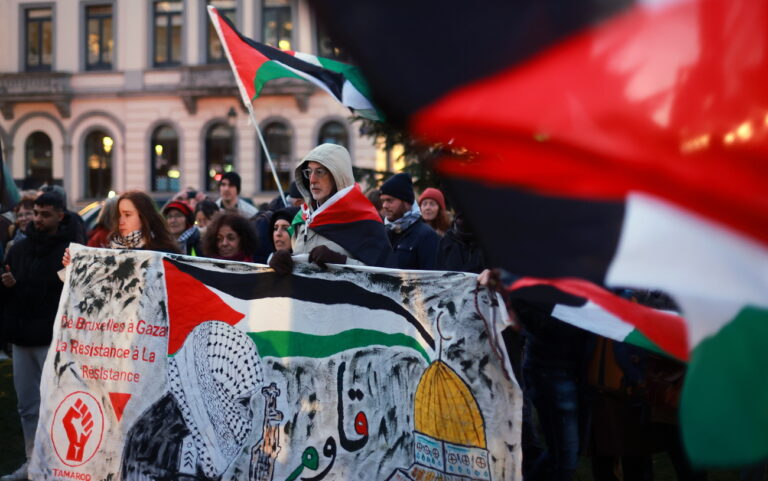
left=0, top=358, right=25, bottom=472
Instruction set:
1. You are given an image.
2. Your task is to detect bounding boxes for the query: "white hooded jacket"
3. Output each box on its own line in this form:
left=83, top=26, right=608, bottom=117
left=291, top=144, right=363, bottom=264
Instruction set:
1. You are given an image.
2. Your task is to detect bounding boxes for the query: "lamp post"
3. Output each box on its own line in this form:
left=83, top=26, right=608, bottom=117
left=100, top=135, right=113, bottom=198
left=226, top=107, right=237, bottom=127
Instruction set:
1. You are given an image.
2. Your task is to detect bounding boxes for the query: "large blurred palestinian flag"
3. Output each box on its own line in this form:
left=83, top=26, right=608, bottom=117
left=309, top=0, right=768, bottom=467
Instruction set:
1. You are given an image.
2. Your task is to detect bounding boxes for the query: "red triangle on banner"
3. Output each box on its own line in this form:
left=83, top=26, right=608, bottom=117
left=109, top=392, right=131, bottom=421
left=163, top=260, right=245, bottom=355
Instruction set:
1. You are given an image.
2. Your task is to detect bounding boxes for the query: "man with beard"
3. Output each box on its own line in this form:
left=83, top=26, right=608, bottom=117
left=1, top=192, right=70, bottom=481
left=269, top=144, right=392, bottom=273
left=379, top=173, right=439, bottom=270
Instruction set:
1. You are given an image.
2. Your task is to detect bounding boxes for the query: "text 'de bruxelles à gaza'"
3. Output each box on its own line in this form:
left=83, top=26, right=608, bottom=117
left=57, top=316, right=168, bottom=384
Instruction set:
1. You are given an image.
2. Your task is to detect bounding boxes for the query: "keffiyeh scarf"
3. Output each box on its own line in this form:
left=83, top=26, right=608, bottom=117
left=109, top=230, right=146, bottom=249
left=168, top=322, right=263, bottom=478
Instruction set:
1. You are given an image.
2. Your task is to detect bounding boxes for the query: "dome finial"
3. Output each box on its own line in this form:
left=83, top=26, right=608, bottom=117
left=436, top=311, right=451, bottom=361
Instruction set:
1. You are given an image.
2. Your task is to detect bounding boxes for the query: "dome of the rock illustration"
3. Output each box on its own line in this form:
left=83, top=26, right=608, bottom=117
left=414, top=360, right=486, bottom=449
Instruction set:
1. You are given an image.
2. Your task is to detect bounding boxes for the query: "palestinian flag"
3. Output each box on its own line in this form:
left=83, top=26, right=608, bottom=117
left=508, top=276, right=688, bottom=361
left=163, top=258, right=434, bottom=361
left=0, top=139, right=19, bottom=211
left=309, top=0, right=768, bottom=467
left=301, top=183, right=393, bottom=267
left=207, top=6, right=381, bottom=121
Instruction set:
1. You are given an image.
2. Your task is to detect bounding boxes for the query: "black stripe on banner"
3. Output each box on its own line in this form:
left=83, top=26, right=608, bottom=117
left=166, top=258, right=435, bottom=349
left=443, top=178, right=626, bottom=285
left=217, top=12, right=345, bottom=100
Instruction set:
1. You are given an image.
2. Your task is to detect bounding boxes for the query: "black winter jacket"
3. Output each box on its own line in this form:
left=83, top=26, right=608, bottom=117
left=387, top=218, right=439, bottom=270
left=436, top=226, right=486, bottom=274
left=1, top=224, right=70, bottom=346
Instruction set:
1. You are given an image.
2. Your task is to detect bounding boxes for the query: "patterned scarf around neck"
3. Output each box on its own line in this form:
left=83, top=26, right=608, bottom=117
left=385, top=202, right=422, bottom=234
left=177, top=226, right=197, bottom=244
left=109, top=230, right=147, bottom=249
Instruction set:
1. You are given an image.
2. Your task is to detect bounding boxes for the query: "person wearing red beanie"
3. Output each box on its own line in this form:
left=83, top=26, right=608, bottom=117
left=162, top=201, right=201, bottom=256
left=418, top=187, right=451, bottom=236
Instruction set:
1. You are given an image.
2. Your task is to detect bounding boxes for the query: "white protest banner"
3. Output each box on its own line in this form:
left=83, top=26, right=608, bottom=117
left=31, top=245, right=521, bottom=481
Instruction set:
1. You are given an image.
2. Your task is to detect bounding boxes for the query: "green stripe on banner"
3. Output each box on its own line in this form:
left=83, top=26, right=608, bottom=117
left=681, top=305, right=768, bottom=467
left=624, top=329, right=681, bottom=361
left=247, top=329, right=431, bottom=363
left=253, top=60, right=303, bottom=98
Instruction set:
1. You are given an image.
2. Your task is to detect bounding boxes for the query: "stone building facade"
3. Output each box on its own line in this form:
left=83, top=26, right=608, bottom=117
left=0, top=0, right=384, bottom=207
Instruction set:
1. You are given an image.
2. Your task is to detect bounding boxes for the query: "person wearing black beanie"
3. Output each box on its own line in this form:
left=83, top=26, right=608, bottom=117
left=379, top=173, right=439, bottom=270
left=379, top=173, right=415, bottom=204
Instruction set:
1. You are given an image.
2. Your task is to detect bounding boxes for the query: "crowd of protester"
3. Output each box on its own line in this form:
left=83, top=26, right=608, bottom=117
left=1, top=142, right=751, bottom=481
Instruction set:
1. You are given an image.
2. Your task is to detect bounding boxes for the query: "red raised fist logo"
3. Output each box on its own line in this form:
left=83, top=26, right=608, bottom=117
left=62, top=398, right=94, bottom=462
left=51, top=392, right=104, bottom=467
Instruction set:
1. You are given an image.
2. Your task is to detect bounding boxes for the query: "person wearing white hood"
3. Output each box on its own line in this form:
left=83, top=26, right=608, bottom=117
left=269, top=144, right=392, bottom=274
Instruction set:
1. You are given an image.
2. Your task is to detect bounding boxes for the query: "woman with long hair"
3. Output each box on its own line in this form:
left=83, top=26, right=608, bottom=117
left=202, top=211, right=258, bottom=262
left=86, top=196, right=118, bottom=248
left=62, top=191, right=179, bottom=267
left=418, top=188, right=451, bottom=236
left=108, top=191, right=180, bottom=253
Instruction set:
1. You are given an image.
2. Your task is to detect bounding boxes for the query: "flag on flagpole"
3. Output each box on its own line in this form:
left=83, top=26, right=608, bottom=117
left=207, top=6, right=382, bottom=121
left=308, top=0, right=768, bottom=467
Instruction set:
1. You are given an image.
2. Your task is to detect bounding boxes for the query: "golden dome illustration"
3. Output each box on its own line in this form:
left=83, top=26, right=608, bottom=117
left=414, top=360, right=486, bottom=449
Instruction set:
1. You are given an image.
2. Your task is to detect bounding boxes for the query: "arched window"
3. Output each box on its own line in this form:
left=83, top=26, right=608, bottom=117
left=151, top=125, right=179, bottom=192
left=204, top=123, right=234, bottom=191
left=317, top=120, right=349, bottom=148
left=84, top=130, right=113, bottom=199
left=24, top=131, right=53, bottom=187
left=260, top=121, right=292, bottom=192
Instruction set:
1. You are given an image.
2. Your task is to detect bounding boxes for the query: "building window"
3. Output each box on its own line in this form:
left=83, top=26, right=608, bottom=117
left=316, top=20, right=349, bottom=61
left=317, top=121, right=349, bottom=148
left=154, top=1, right=182, bottom=67
left=260, top=121, right=292, bottom=192
left=262, top=0, right=292, bottom=51
left=85, top=5, right=113, bottom=70
left=25, top=132, right=53, bottom=187
left=84, top=131, right=113, bottom=199
left=25, top=7, right=53, bottom=72
left=151, top=125, right=180, bottom=192
left=207, top=0, right=236, bottom=63
left=204, top=123, right=234, bottom=191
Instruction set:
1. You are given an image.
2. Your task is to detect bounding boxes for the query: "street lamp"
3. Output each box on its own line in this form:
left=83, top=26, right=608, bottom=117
left=227, top=107, right=237, bottom=127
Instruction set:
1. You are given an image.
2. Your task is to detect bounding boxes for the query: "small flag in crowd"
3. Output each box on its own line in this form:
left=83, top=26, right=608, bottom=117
left=507, top=276, right=689, bottom=362
left=309, top=0, right=768, bottom=467
left=207, top=6, right=382, bottom=121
